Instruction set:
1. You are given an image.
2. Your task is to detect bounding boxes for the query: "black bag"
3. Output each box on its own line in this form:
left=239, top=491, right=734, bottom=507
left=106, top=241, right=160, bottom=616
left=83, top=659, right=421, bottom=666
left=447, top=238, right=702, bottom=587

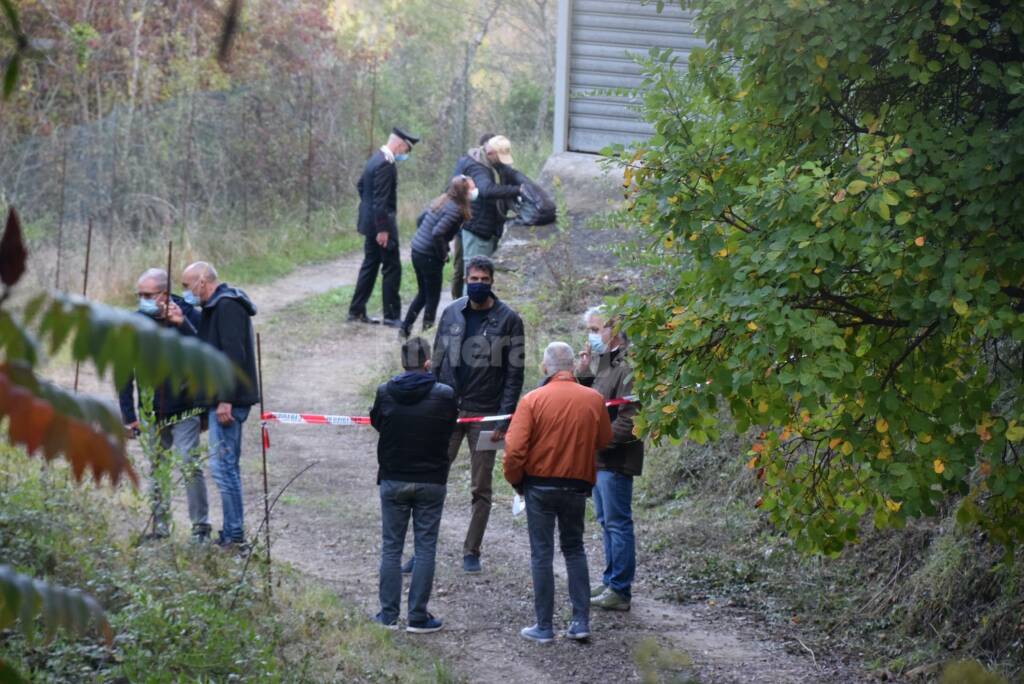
left=515, top=180, right=556, bottom=226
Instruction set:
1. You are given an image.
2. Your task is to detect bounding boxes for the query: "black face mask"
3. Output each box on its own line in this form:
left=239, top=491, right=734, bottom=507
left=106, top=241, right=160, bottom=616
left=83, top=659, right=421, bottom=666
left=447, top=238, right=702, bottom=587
left=467, top=282, right=492, bottom=304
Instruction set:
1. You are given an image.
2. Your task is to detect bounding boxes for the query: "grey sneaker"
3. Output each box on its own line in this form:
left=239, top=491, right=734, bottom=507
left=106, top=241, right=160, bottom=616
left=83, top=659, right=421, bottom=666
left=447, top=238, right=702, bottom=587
left=592, top=588, right=631, bottom=611
left=520, top=624, right=555, bottom=643
left=565, top=621, right=590, bottom=641
left=590, top=583, right=608, bottom=598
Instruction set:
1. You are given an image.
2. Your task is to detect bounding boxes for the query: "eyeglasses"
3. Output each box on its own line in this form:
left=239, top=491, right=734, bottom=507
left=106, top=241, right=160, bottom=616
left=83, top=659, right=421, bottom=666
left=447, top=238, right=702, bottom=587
left=137, top=291, right=162, bottom=299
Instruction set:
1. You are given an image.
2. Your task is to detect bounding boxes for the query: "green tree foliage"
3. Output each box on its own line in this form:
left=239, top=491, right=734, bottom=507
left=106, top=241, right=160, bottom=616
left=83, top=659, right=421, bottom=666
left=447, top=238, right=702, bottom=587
left=0, top=204, right=236, bottom=676
left=617, top=0, right=1024, bottom=553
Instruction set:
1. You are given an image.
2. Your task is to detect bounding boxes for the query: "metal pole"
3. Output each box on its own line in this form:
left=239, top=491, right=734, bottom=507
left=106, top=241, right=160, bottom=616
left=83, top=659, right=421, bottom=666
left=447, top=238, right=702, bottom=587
left=55, top=133, right=68, bottom=290
left=256, top=332, right=272, bottom=597
left=366, top=54, right=378, bottom=158
left=73, top=219, right=93, bottom=393
left=305, top=70, right=315, bottom=232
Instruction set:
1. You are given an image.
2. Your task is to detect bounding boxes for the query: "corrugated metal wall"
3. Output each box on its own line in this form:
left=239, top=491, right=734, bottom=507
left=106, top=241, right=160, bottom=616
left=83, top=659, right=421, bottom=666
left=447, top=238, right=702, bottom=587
left=567, top=0, right=701, bottom=153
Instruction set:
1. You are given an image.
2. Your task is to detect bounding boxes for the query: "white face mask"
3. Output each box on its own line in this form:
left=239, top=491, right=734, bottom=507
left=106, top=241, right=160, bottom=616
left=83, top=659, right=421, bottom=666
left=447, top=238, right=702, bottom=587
left=468, top=187, right=480, bottom=201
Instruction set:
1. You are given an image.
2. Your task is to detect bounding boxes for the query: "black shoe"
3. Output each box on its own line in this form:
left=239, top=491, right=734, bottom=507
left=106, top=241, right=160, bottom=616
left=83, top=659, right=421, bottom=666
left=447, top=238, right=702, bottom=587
left=347, top=313, right=380, bottom=324
left=382, top=318, right=403, bottom=329
left=398, top=324, right=411, bottom=340
left=191, top=524, right=212, bottom=544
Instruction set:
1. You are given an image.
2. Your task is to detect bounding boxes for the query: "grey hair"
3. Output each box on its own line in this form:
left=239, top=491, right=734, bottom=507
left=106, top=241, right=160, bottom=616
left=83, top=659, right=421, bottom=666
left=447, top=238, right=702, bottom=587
left=582, top=305, right=606, bottom=326
left=137, top=268, right=168, bottom=291
left=184, top=261, right=218, bottom=281
left=543, top=342, right=576, bottom=374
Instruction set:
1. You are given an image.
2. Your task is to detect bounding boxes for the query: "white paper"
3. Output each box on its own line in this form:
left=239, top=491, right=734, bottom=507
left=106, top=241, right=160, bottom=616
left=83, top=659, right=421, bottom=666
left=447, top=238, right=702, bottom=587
left=478, top=430, right=506, bottom=451
left=512, top=494, right=525, bottom=517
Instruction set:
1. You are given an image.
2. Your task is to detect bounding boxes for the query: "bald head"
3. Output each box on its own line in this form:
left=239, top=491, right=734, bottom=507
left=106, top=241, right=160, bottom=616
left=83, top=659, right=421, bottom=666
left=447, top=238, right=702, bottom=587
left=181, top=261, right=219, bottom=304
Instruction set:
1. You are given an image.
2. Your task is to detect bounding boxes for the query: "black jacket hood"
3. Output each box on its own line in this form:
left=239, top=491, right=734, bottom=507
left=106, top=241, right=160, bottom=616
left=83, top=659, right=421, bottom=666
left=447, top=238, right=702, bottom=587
left=387, top=371, right=437, bottom=405
left=205, top=283, right=257, bottom=316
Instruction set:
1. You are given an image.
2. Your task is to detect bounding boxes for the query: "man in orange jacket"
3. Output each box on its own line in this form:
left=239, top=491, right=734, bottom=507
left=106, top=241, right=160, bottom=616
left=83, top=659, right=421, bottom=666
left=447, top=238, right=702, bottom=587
left=503, top=342, right=612, bottom=644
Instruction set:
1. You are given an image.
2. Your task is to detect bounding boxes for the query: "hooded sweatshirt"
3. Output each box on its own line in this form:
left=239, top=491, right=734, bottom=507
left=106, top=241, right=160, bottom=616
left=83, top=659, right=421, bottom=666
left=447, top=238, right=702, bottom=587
left=370, top=371, right=458, bottom=484
left=197, top=283, right=260, bottom=407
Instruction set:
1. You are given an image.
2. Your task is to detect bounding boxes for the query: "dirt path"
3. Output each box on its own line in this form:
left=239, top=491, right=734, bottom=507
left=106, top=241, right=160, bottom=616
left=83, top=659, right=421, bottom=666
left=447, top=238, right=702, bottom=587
left=226, top=254, right=851, bottom=683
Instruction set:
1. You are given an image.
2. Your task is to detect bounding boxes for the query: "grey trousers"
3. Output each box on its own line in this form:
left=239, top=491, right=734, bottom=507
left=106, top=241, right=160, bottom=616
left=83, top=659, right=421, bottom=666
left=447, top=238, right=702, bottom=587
left=151, top=416, right=209, bottom=533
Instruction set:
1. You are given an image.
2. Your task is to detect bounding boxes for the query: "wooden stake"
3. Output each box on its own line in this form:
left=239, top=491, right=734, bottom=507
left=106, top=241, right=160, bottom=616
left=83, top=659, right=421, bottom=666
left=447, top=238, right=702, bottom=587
left=73, top=219, right=93, bottom=393
left=163, top=240, right=173, bottom=319
left=256, top=332, right=273, bottom=597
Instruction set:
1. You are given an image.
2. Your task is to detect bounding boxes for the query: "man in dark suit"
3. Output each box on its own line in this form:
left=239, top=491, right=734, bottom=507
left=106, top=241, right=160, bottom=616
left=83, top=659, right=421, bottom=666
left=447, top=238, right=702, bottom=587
left=348, top=127, right=420, bottom=326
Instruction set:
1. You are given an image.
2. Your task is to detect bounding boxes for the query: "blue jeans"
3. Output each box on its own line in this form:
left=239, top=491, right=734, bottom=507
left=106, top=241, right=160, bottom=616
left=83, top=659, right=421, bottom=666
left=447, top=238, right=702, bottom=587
left=592, top=470, right=635, bottom=599
left=525, top=485, right=590, bottom=631
left=208, top=405, right=251, bottom=542
left=379, top=480, right=447, bottom=624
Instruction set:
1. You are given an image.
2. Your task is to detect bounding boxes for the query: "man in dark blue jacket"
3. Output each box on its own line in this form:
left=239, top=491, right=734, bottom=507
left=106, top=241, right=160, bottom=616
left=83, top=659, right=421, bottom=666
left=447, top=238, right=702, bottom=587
left=182, top=261, right=259, bottom=550
left=348, top=127, right=420, bottom=327
left=120, top=268, right=209, bottom=542
left=370, top=337, right=458, bottom=633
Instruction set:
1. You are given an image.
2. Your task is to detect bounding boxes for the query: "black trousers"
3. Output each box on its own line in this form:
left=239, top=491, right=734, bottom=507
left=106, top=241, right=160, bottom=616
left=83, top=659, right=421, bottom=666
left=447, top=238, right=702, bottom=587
left=403, top=250, right=444, bottom=331
left=350, top=233, right=402, bottom=320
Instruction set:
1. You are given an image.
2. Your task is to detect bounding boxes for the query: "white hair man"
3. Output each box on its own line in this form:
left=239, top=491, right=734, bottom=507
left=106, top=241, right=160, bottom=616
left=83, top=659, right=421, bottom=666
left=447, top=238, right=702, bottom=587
left=503, top=342, right=612, bottom=643
left=576, top=307, right=643, bottom=612
left=118, top=267, right=210, bottom=542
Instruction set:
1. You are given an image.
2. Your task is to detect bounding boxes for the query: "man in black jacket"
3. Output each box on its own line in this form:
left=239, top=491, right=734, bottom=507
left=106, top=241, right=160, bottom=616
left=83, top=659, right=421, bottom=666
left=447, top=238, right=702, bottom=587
left=370, top=337, right=457, bottom=633
left=432, top=255, right=525, bottom=573
left=348, top=127, right=420, bottom=327
left=452, top=135, right=522, bottom=269
left=182, top=261, right=259, bottom=549
left=119, top=268, right=210, bottom=542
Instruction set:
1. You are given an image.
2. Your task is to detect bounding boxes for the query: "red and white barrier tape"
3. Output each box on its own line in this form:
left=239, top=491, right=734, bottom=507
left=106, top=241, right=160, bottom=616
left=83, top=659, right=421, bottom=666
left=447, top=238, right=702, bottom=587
left=261, top=395, right=638, bottom=427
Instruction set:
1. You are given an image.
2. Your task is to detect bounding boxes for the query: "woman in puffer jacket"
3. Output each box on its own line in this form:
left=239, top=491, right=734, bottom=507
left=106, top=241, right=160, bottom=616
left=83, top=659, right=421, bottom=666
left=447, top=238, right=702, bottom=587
left=400, top=175, right=477, bottom=338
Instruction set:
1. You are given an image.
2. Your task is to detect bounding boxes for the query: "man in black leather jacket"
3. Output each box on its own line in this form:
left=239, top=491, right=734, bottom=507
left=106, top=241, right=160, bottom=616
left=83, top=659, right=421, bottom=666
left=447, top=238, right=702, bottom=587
left=370, top=337, right=458, bottom=633
left=431, top=255, right=525, bottom=574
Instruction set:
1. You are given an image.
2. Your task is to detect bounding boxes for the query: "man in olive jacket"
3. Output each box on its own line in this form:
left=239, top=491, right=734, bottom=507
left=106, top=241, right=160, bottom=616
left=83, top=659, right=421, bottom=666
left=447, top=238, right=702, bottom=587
left=576, top=308, right=643, bottom=612
left=182, top=261, right=259, bottom=550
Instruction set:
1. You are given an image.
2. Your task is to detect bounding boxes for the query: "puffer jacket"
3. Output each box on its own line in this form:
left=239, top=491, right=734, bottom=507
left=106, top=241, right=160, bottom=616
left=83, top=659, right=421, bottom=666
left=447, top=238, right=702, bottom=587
left=370, top=371, right=458, bottom=484
left=452, top=147, right=520, bottom=241
left=411, top=199, right=465, bottom=261
left=578, top=347, right=644, bottom=476
left=431, top=295, right=525, bottom=424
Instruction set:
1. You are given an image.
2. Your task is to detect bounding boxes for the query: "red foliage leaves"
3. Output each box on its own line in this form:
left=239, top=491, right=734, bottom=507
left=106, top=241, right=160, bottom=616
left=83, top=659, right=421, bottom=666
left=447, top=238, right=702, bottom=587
left=0, top=367, right=137, bottom=486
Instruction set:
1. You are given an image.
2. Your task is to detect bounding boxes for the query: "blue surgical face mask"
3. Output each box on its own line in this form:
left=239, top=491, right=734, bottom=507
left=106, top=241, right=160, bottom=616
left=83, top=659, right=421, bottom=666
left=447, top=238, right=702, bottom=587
left=395, top=153, right=409, bottom=162
left=182, top=290, right=200, bottom=307
left=468, top=187, right=480, bottom=201
left=138, top=297, right=160, bottom=316
left=466, top=282, right=492, bottom=304
left=588, top=332, right=607, bottom=355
